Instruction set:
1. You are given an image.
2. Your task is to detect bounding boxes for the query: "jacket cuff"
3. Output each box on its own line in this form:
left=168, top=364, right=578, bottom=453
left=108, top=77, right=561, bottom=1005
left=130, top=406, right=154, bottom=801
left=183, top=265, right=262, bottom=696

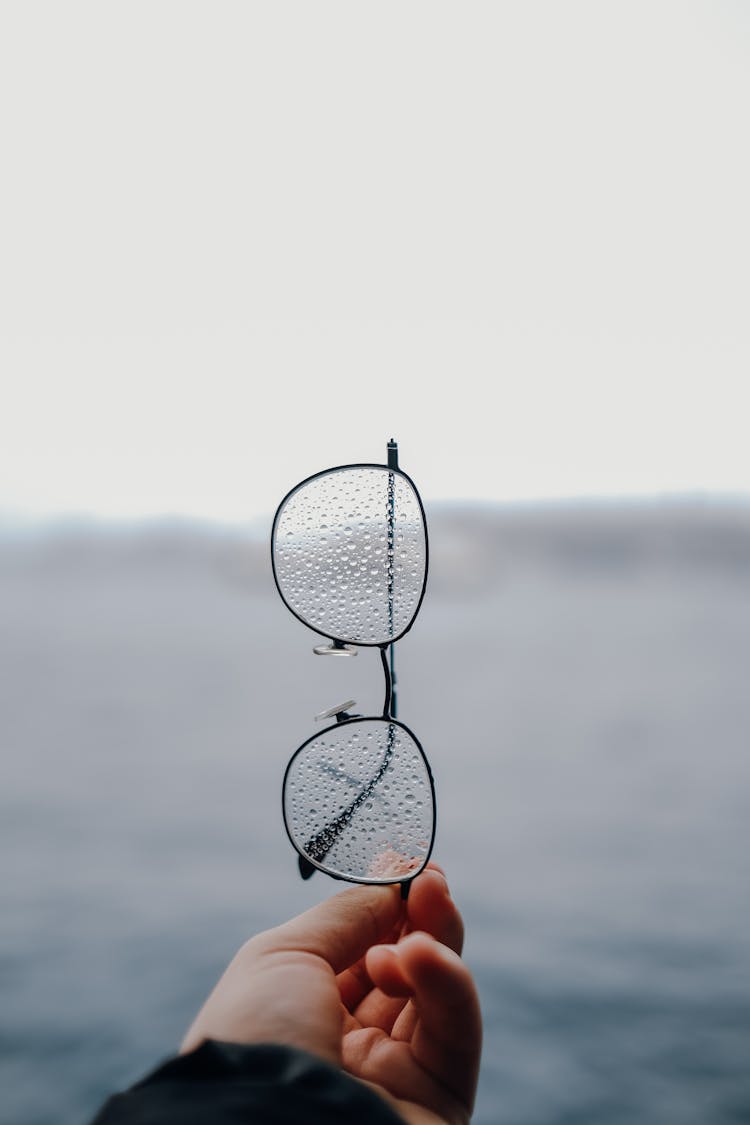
left=91, top=1040, right=406, bottom=1124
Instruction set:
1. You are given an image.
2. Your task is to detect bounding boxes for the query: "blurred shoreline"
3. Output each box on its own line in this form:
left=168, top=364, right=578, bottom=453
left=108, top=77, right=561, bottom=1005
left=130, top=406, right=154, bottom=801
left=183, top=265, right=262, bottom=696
left=2, top=495, right=750, bottom=594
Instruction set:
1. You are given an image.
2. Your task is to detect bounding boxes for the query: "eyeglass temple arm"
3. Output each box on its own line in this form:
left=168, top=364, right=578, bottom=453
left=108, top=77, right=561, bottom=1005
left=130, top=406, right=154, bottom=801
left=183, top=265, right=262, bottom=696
left=387, top=438, right=398, bottom=719
left=387, top=437, right=407, bottom=899
left=298, top=855, right=316, bottom=879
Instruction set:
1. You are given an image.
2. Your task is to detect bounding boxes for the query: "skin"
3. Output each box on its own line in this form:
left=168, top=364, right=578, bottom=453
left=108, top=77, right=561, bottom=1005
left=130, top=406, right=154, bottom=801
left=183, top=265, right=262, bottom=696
left=181, top=864, right=482, bottom=1125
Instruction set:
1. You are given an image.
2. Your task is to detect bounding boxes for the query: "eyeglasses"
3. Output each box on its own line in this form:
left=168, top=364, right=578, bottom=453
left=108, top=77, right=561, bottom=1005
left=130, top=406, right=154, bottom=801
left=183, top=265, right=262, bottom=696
left=271, top=440, right=435, bottom=896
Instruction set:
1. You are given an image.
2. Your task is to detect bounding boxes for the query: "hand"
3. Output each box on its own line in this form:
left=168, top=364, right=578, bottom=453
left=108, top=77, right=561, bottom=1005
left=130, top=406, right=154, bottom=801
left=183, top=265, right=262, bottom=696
left=180, top=865, right=482, bottom=1125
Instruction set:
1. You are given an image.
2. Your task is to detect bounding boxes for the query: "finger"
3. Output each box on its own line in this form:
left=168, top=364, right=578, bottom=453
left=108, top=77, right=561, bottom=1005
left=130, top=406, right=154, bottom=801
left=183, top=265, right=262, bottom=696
left=366, top=944, right=413, bottom=998
left=258, top=882, right=404, bottom=974
left=405, top=867, right=464, bottom=954
left=337, top=959, right=373, bottom=1012
left=391, top=864, right=464, bottom=1043
left=390, top=999, right=418, bottom=1043
left=350, top=974, right=411, bottom=1035
left=348, top=942, right=414, bottom=1035
left=373, top=932, right=482, bottom=1111
left=351, top=866, right=462, bottom=1032
left=337, top=919, right=403, bottom=1012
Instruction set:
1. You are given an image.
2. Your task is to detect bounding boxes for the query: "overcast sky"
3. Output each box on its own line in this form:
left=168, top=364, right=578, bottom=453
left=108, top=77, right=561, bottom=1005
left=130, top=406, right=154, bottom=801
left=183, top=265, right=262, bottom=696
left=1, top=2, right=748, bottom=522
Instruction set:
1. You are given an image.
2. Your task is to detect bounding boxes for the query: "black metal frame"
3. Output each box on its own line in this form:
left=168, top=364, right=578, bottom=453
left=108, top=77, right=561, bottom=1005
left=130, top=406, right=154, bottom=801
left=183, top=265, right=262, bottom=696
left=271, top=461, right=430, bottom=649
left=281, top=714, right=436, bottom=888
left=271, top=443, right=434, bottom=895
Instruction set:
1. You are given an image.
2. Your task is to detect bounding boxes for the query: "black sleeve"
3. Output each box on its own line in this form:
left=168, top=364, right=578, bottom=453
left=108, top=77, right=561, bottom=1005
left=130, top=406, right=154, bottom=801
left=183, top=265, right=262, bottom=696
left=91, top=1040, right=407, bottom=1125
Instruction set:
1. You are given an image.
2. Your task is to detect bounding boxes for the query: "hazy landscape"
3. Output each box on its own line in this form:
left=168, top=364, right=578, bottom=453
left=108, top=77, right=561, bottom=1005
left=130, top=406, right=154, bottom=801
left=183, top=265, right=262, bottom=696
left=2, top=499, right=749, bottom=1124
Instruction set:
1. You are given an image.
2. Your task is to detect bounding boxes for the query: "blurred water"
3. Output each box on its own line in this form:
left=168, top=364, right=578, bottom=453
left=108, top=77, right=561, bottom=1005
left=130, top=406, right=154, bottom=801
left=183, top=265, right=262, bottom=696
left=1, top=504, right=749, bottom=1124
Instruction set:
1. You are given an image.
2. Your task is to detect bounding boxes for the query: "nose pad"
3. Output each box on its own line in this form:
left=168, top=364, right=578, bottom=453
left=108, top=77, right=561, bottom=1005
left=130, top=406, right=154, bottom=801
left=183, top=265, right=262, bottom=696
left=313, top=641, right=358, bottom=656
left=314, top=700, right=357, bottom=723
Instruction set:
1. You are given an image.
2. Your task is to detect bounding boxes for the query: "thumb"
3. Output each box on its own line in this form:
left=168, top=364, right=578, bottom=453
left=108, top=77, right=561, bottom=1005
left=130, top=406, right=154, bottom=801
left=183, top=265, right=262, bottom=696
left=259, top=881, right=404, bottom=972
left=366, top=932, right=482, bottom=1113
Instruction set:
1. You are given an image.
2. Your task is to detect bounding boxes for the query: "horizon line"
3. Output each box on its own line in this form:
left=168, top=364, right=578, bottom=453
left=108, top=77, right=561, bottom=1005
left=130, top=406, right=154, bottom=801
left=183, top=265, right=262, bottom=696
left=2, top=488, right=750, bottom=536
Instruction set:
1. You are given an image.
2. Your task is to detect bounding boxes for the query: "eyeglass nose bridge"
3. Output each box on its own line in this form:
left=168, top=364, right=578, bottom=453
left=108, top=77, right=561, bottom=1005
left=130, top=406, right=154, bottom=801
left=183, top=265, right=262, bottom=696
left=311, top=639, right=391, bottom=722
left=311, top=641, right=397, bottom=724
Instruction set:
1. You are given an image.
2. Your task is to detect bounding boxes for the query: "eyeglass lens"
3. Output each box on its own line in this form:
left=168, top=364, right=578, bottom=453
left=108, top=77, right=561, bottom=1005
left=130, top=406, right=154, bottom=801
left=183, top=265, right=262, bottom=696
left=283, top=718, right=433, bottom=883
left=273, top=466, right=426, bottom=645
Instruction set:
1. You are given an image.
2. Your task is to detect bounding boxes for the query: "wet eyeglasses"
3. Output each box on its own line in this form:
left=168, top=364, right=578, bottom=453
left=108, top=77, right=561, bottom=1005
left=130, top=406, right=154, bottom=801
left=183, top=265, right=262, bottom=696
left=271, top=440, right=435, bottom=896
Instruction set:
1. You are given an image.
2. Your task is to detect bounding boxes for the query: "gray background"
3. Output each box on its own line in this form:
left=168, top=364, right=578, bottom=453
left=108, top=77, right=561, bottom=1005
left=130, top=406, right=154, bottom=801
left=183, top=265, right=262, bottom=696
left=2, top=501, right=749, bottom=1124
